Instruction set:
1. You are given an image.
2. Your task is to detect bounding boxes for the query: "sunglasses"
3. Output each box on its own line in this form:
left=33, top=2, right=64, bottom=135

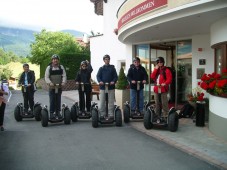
left=156, top=61, right=163, bottom=63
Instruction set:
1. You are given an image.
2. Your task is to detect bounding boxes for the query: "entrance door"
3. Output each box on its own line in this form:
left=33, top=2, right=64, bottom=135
left=176, top=40, right=192, bottom=105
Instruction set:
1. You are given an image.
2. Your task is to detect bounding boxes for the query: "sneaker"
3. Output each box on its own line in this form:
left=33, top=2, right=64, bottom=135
left=56, top=111, right=62, bottom=118
left=163, top=117, right=167, bottom=123
left=50, top=112, right=54, bottom=119
left=109, top=115, right=114, bottom=120
left=1, top=127, right=4, bottom=131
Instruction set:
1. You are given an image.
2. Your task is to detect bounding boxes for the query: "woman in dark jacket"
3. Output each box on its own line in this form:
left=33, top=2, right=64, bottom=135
left=75, top=60, right=93, bottom=113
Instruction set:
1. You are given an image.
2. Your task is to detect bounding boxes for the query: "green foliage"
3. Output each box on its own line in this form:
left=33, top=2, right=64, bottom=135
left=0, top=66, right=13, bottom=80
left=30, top=29, right=82, bottom=65
left=116, top=67, right=128, bottom=90
left=0, top=48, right=28, bottom=65
left=40, top=52, right=90, bottom=80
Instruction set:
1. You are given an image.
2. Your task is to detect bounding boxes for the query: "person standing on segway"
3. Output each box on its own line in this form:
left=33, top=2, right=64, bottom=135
left=45, top=54, right=67, bottom=119
left=18, top=63, right=36, bottom=115
left=96, top=54, right=118, bottom=120
left=127, top=57, right=148, bottom=115
left=150, top=57, right=172, bottom=122
left=75, top=60, right=93, bottom=113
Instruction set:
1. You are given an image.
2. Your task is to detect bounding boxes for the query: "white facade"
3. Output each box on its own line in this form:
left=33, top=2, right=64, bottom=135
left=90, top=0, right=227, bottom=94
left=90, top=0, right=126, bottom=82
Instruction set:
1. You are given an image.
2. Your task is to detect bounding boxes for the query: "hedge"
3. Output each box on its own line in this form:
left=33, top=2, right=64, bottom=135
left=40, top=52, right=90, bottom=80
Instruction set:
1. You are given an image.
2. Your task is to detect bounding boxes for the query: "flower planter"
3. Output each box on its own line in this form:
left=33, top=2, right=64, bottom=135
left=115, top=89, right=130, bottom=110
left=196, top=101, right=206, bottom=127
left=209, top=94, right=227, bottom=141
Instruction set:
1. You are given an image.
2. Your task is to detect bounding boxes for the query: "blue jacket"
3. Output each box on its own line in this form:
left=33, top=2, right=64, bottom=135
left=96, top=64, right=118, bottom=90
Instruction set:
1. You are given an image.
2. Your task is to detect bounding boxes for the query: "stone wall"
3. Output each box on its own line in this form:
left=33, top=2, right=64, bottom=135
left=37, top=78, right=78, bottom=91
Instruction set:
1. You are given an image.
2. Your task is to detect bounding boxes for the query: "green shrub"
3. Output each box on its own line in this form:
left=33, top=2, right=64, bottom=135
left=116, top=67, right=128, bottom=90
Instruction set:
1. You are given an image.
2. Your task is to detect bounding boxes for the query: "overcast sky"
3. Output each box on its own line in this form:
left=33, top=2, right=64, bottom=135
left=0, top=0, right=103, bottom=34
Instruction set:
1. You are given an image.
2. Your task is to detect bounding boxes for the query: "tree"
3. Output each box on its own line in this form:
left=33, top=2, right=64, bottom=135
left=0, top=66, right=12, bottom=80
left=0, top=48, right=21, bottom=65
left=116, top=67, right=128, bottom=90
left=30, top=29, right=82, bottom=65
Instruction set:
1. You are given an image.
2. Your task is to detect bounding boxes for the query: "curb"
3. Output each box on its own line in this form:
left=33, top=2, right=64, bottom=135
left=131, top=123, right=227, bottom=170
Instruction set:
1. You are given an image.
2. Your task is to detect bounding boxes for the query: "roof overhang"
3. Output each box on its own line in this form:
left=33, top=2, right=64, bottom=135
left=118, top=0, right=227, bottom=44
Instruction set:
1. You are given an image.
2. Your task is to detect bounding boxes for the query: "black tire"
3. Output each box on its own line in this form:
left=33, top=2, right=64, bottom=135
left=115, top=109, right=122, bottom=127
left=168, top=112, right=179, bottom=132
left=143, top=110, right=153, bottom=129
left=34, top=105, right=42, bottom=121
left=41, top=109, right=49, bottom=127
left=123, top=105, right=130, bottom=123
left=64, top=109, right=71, bottom=125
left=91, top=109, right=98, bottom=128
left=14, top=106, right=22, bottom=122
left=70, top=105, right=78, bottom=122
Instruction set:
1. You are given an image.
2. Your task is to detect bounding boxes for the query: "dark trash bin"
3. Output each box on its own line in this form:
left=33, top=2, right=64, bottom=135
left=196, top=101, right=206, bottom=127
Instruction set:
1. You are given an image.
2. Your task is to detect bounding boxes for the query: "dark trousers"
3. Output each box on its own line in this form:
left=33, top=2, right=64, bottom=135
left=78, top=88, right=91, bottom=112
left=49, top=88, right=62, bottom=113
left=23, top=87, right=34, bottom=112
left=0, top=102, right=6, bottom=126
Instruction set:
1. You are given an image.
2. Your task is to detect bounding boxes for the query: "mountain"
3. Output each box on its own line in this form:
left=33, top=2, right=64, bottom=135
left=0, top=26, right=87, bottom=57
left=0, top=26, right=36, bottom=57
left=61, top=29, right=85, bottom=37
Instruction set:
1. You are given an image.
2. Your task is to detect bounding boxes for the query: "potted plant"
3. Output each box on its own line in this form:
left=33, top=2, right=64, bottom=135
left=198, top=69, right=227, bottom=138
left=115, top=67, right=129, bottom=110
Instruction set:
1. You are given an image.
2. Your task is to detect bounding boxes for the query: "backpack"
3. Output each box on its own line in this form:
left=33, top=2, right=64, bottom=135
left=179, top=102, right=194, bottom=118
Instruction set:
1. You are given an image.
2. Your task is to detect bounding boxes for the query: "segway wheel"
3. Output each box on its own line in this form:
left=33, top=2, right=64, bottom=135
left=14, top=106, right=22, bottom=122
left=123, top=105, right=130, bottom=123
left=41, top=109, right=49, bottom=127
left=91, top=109, right=99, bottom=128
left=70, top=105, right=78, bottom=122
left=168, top=112, right=179, bottom=132
left=34, top=105, right=42, bottom=121
left=115, top=109, right=122, bottom=127
left=143, top=110, right=153, bottom=129
left=64, top=109, right=71, bottom=125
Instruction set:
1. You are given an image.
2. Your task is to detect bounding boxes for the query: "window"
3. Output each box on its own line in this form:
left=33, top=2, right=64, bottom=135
left=213, top=43, right=227, bottom=73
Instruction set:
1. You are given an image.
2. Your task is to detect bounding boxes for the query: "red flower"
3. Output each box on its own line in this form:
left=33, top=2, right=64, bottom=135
left=199, top=69, right=227, bottom=96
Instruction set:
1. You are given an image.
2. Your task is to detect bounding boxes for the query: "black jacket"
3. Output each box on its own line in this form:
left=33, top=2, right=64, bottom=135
left=75, top=64, right=93, bottom=83
left=19, top=70, right=35, bottom=91
left=127, top=64, right=148, bottom=90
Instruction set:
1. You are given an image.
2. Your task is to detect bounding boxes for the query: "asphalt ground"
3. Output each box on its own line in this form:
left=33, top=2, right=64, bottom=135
left=63, top=90, right=227, bottom=170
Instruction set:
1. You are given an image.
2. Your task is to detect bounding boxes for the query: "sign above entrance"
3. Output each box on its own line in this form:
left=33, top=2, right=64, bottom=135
left=118, top=0, right=167, bottom=29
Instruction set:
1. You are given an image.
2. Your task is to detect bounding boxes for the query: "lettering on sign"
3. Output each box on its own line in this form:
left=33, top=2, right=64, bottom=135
left=118, top=0, right=167, bottom=29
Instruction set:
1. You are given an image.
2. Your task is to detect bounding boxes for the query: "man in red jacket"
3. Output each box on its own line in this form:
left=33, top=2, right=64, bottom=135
left=150, top=57, right=172, bottom=121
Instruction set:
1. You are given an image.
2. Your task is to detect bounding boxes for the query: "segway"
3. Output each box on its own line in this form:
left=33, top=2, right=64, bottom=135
left=41, top=84, right=71, bottom=127
left=143, top=85, right=179, bottom=132
left=91, top=83, right=122, bottom=128
left=123, top=81, right=150, bottom=123
left=71, top=82, right=91, bottom=122
left=14, top=84, right=42, bottom=121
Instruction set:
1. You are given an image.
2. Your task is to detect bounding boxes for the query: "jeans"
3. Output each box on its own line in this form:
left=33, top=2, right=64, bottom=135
left=0, top=102, right=6, bottom=126
left=78, top=89, right=91, bottom=112
left=23, top=86, right=34, bottom=112
left=49, top=88, right=62, bottom=113
left=130, top=89, right=144, bottom=112
left=154, top=92, right=168, bottom=117
left=99, top=89, right=115, bottom=116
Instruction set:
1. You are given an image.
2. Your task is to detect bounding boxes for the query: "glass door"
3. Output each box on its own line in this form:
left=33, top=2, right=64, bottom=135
left=176, top=40, right=192, bottom=105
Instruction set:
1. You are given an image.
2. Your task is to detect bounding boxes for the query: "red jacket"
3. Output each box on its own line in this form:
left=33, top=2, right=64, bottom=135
left=150, top=67, right=172, bottom=93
